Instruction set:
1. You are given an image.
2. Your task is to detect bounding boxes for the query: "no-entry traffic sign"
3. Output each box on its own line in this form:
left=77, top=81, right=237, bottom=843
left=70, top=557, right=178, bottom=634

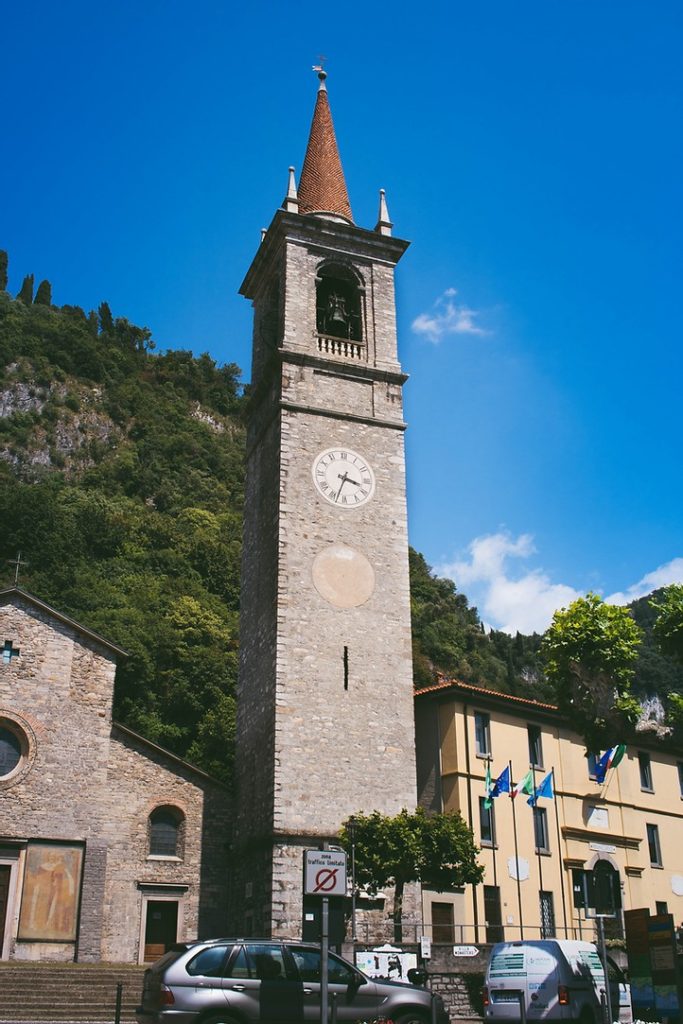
left=304, top=849, right=347, bottom=897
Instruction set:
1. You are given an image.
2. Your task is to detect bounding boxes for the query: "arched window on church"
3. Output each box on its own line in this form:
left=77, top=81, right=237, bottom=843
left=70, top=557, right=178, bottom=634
left=316, top=264, right=363, bottom=344
left=149, top=806, right=184, bottom=859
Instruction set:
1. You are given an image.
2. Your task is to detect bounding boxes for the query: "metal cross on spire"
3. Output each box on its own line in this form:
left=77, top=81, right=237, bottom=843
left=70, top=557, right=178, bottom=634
left=7, top=551, right=29, bottom=586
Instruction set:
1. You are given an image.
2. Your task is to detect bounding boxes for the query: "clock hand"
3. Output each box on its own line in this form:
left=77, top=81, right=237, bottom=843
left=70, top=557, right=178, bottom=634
left=335, top=472, right=350, bottom=500
left=336, top=471, right=362, bottom=500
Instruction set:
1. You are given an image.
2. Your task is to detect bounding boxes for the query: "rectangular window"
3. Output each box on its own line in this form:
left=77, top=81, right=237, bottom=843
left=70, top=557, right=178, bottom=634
left=479, top=796, right=496, bottom=846
left=540, top=890, right=556, bottom=938
left=678, top=763, right=683, bottom=798
left=639, top=752, right=653, bottom=791
left=474, top=712, right=491, bottom=757
left=646, top=823, right=662, bottom=866
left=528, top=725, right=543, bottom=768
left=533, top=807, right=550, bottom=853
left=432, top=901, right=454, bottom=944
left=587, top=753, right=598, bottom=780
left=655, top=901, right=668, bottom=916
left=483, top=885, right=504, bottom=943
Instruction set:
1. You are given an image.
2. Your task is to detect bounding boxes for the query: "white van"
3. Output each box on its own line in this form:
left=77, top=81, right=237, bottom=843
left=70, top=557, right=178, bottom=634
left=483, top=940, right=632, bottom=1024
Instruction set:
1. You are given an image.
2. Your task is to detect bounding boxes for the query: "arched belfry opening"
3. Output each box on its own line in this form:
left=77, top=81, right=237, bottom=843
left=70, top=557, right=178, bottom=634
left=315, top=263, right=363, bottom=344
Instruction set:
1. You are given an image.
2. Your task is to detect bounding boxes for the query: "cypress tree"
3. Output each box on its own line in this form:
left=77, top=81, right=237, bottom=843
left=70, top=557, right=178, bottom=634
left=0, top=250, right=8, bottom=291
left=34, top=279, right=52, bottom=305
left=17, top=274, right=34, bottom=304
left=98, top=301, right=114, bottom=333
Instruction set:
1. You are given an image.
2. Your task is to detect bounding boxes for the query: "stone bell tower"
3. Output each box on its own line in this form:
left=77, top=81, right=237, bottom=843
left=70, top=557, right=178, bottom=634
left=233, top=70, right=417, bottom=937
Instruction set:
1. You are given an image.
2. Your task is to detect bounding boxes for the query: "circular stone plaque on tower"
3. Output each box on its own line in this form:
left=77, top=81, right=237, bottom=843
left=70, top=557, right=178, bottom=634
left=312, top=544, right=375, bottom=608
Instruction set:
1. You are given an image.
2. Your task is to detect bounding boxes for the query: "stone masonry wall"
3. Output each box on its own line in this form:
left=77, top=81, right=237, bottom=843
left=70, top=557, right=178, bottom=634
left=0, top=595, right=231, bottom=963
left=102, top=727, right=231, bottom=962
left=236, top=211, right=415, bottom=938
left=0, top=598, right=115, bottom=837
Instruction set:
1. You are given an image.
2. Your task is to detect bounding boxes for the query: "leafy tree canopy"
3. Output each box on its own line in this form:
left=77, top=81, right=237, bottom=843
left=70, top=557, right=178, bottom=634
left=340, top=808, right=483, bottom=942
left=409, top=550, right=548, bottom=699
left=651, top=584, right=683, bottom=663
left=0, top=275, right=245, bottom=783
left=541, top=593, right=642, bottom=750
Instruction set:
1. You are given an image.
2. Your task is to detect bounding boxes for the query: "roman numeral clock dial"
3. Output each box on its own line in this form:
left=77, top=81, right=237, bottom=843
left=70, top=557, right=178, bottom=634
left=312, top=448, right=376, bottom=507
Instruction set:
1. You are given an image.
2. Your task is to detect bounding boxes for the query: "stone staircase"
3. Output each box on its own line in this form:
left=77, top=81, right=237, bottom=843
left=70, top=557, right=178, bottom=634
left=0, top=962, right=145, bottom=1023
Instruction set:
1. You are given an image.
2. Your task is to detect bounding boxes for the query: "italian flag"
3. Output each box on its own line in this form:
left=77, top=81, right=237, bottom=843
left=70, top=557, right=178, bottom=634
left=595, top=744, right=626, bottom=784
left=511, top=769, right=534, bottom=799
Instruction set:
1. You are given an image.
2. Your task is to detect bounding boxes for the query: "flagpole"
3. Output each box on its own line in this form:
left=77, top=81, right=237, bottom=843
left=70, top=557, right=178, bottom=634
left=533, top=764, right=546, bottom=938
left=509, top=759, right=524, bottom=940
left=488, top=758, right=499, bottom=892
left=552, top=767, right=569, bottom=938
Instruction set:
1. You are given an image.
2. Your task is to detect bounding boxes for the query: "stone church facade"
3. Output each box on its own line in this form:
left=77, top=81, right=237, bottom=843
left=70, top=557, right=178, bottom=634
left=0, top=587, right=231, bottom=963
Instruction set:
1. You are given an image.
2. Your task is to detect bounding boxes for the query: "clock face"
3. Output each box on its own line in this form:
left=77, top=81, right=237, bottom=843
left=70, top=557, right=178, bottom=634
left=312, top=447, right=375, bottom=508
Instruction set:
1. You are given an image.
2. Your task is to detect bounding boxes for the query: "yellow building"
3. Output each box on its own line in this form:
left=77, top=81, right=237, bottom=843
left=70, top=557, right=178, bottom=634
left=416, top=679, right=683, bottom=945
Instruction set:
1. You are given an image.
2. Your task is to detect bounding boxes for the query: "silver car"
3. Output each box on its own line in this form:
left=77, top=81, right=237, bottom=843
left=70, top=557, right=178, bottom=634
left=136, top=937, right=448, bottom=1024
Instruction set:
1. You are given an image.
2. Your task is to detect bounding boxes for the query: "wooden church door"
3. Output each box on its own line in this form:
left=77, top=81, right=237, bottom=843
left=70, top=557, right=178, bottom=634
left=0, top=866, right=11, bottom=956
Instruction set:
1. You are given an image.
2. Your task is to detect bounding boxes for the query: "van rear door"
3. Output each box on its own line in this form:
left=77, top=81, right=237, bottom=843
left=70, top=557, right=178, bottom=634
left=525, top=944, right=561, bottom=1020
left=487, top=946, right=528, bottom=1021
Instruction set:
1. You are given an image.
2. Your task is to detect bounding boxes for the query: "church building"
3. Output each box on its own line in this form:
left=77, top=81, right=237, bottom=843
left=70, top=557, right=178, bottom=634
left=0, top=587, right=231, bottom=962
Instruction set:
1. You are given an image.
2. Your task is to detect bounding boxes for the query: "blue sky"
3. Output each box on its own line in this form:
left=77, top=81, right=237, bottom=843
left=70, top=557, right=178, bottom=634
left=3, top=0, right=682, bottom=633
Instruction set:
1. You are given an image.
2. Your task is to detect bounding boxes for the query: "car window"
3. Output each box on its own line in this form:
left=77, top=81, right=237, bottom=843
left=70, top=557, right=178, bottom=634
left=328, top=953, right=356, bottom=985
left=228, top=946, right=251, bottom=979
left=244, top=943, right=288, bottom=980
left=290, top=948, right=321, bottom=982
left=186, top=945, right=231, bottom=977
left=289, top=947, right=356, bottom=985
left=151, top=948, right=185, bottom=973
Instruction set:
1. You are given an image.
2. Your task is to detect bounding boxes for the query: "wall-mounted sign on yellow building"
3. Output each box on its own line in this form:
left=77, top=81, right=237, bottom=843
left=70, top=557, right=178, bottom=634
left=415, top=679, right=683, bottom=945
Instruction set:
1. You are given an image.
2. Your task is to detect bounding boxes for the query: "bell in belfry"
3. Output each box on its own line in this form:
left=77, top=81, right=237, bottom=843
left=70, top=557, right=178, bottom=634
left=325, top=290, right=349, bottom=336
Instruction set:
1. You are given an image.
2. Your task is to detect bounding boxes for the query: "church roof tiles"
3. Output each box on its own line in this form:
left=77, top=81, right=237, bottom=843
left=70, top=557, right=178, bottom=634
left=297, top=73, right=353, bottom=223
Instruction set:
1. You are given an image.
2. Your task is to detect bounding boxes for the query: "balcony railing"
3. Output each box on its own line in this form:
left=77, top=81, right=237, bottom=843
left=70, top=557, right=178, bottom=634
left=316, top=334, right=365, bottom=361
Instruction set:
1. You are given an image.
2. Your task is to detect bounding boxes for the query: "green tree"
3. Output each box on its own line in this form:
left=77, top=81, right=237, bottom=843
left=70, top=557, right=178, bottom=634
left=340, top=808, right=483, bottom=942
left=34, top=279, right=52, bottom=305
left=0, top=250, right=8, bottom=291
left=651, top=584, right=683, bottom=663
left=17, top=273, right=34, bottom=304
left=541, top=593, right=642, bottom=750
left=651, top=585, right=683, bottom=732
left=98, top=301, right=114, bottom=333
left=409, top=549, right=510, bottom=691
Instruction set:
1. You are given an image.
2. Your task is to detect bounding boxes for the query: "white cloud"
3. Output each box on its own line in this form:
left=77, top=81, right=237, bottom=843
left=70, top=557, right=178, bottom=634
left=605, top=557, right=683, bottom=606
left=438, top=533, right=683, bottom=635
left=412, top=288, right=488, bottom=343
left=438, top=531, right=580, bottom=635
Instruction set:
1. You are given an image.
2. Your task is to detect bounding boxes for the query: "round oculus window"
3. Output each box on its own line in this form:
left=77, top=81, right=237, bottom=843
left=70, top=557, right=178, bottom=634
left=0, top=725, right=22, bottom=778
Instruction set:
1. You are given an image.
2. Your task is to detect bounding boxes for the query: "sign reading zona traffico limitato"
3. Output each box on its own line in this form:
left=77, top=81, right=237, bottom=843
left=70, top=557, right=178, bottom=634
left=304, top=849, right=347, bottom=897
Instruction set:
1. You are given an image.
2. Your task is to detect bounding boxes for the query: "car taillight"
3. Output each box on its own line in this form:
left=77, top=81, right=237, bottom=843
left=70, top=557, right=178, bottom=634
left=160, top=985, right=175, bottom=1006
left=558, top=985, right=570, bottom=1005
left=483, top=986, right=490, bottom=1007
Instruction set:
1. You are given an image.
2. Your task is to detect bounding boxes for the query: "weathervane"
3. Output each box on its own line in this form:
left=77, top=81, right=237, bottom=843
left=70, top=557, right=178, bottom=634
left=312, top=55, right=327, bottom=83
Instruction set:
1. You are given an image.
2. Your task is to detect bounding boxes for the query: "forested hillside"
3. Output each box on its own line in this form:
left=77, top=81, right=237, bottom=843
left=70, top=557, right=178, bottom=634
left=1, top=255, right=681, bottom=781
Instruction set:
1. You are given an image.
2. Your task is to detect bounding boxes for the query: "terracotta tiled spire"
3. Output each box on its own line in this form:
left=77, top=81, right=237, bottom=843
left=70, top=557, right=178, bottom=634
left=297, top=71, right=353, bottom=223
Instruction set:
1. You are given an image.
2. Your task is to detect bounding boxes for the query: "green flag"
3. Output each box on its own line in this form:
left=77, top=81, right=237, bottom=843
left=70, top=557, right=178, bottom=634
left=484, top=761, right=492, bottom=809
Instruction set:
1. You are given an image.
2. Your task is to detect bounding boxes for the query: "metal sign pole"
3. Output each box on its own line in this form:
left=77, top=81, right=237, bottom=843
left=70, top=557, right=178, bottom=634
left=303, top=847, right=346, bottom=1024
left=321, top=895, right=329, bottom=1024
left=596, top=915, right=614, bottom=1024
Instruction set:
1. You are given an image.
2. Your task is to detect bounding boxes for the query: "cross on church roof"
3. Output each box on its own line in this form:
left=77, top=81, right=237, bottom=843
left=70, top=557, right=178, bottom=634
left=7, top=551, right=29, bottom=586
